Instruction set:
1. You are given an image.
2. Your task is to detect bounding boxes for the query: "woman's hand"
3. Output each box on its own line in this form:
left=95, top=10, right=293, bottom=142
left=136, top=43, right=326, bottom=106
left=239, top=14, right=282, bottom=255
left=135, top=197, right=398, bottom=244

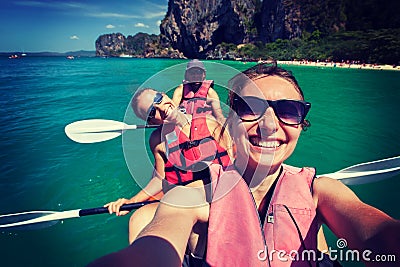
left=104, top=198, right=133, bottom=216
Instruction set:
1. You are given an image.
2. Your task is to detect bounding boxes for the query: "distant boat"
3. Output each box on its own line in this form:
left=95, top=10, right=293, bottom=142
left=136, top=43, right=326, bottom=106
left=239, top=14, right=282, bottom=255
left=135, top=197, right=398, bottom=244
left=21, top=53, right=27, bottom=57
left=8, top=54, right=19, bottom=59
left=119, top=54, right=133, bottom=58
left=66, top=55, right=75, bottom=60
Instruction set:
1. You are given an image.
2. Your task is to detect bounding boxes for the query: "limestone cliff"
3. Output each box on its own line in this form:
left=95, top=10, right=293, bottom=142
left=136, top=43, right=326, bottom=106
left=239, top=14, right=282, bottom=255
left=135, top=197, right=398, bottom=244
left=95, top=32, right=185, bottom=58
left=158, top=0, right=347, bottom=58
left=159, top=0, right=257, bottom=58
left=258, top=0, right=346, bottom=42
left=95, top=0, right=353, bottom=59
left=95, top=33, right=126, bottom=57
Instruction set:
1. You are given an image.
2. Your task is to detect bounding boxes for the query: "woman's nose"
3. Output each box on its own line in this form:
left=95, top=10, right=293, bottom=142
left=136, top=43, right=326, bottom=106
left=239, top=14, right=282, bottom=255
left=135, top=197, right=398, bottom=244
left=258, top=107, right=278, bottom=135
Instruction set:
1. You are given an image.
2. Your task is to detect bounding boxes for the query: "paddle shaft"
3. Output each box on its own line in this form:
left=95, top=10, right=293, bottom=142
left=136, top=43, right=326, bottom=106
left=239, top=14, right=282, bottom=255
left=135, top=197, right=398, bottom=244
left=79, top=200, right=159, bottom=216
left=0, top=200, right=161, bottom=229
left=1, top=156, right=398, bottom=229
left=124, top=125, right=159, bottom=130
left=80, top=124, right=160, bottom=131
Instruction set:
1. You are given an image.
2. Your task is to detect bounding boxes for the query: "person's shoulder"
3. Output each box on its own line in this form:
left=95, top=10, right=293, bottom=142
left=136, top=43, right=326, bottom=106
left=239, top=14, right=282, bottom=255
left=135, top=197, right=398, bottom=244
left=205, top=116, right=223, bottom=131
left=174, top=84, right=184, bottom=91
left=207, top=87, right=219, bottom=97
left=314, top=175, right=341, bottom=189
left=172, top=84, right=184, bottom=104
left=314, top=175, right=344, bottom=186
left=172, top=84, right=184, bottom=96
left=313, top=175, right=354, bottom=202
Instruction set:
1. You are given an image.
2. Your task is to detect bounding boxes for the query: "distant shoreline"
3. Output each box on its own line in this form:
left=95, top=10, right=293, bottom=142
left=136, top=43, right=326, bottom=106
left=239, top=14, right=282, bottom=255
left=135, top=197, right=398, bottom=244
left=277, top=60, right=400, bottom=71
left=3, top=53, right=399, bottom=72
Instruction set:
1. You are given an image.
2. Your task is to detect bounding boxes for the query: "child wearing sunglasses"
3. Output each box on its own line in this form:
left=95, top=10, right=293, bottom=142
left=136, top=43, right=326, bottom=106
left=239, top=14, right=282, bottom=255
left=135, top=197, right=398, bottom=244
left=92, top=63, right=399, bottom=267
left=104, top=88, right=233, bottom=245
left=172, top=59, right=226, bottom=123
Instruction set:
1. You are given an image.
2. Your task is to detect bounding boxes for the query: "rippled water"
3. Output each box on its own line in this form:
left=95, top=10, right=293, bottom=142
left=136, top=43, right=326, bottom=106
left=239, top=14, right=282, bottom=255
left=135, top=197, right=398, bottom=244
left=0, top=57, right=399, bottom=266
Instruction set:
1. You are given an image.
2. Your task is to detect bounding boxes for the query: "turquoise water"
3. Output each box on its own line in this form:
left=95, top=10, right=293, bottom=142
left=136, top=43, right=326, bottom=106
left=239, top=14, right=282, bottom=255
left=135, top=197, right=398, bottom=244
left=0, top=57, right=399, bottom=266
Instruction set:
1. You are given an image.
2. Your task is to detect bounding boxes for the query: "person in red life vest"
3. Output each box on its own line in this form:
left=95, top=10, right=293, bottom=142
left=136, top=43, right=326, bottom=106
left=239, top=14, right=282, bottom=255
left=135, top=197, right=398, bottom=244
left=89, top=63, right=399, bottom=267
left=104, top=88, right=233, bottom=244
left=172, top=59, right=225, bottom=122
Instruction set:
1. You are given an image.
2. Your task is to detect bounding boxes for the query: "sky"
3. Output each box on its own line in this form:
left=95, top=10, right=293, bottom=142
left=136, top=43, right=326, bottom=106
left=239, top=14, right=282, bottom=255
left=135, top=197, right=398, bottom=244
left=0, top=0, right=168, bottom=53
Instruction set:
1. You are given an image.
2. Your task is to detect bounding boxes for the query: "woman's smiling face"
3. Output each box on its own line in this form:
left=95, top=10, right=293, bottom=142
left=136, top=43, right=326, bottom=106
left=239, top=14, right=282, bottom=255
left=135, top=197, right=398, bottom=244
left=232, top=75, right=304, bottom=174
left=137, top=90, right=177, bottom=125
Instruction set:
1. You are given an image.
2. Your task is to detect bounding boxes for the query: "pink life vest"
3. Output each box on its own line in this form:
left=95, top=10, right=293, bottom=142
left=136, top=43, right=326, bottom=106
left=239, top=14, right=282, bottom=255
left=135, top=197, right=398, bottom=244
left=206, top=164, right=318, bottom=267
left=180, top=80, right=213, bottom=116
left=163, top=116, right=231, bottom=185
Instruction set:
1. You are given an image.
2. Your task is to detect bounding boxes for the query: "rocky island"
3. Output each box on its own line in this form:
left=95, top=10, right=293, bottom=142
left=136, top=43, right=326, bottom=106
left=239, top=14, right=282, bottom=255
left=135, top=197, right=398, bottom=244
left=95, top=0, right=400, bottom=65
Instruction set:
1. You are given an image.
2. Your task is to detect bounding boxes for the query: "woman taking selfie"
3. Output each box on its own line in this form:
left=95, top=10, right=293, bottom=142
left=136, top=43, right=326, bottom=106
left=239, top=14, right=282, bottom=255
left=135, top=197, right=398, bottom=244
left=91, top=62, right=399, bottom=267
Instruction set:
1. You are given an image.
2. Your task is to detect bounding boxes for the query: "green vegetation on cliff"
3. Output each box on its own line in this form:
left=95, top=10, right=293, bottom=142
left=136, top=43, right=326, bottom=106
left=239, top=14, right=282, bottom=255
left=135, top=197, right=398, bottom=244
left=96, top=0, right=400, bottom=64
left=233, top=29, right=400, bottom=64
left=225, top=0, right=400, bottom=64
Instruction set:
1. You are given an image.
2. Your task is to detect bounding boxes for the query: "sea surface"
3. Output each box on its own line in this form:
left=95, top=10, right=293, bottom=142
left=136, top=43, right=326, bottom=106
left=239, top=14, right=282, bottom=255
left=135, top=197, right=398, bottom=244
left=0, top=57, right=399, bottom=267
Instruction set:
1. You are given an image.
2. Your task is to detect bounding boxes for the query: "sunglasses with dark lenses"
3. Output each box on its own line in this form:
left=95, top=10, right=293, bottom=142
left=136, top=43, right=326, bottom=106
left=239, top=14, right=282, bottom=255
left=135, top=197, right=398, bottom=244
left=147, top=92, right=164, bottom=122
left=232, top=96, right=311, bottom=125
left=187, top=68, right=204, bottom=75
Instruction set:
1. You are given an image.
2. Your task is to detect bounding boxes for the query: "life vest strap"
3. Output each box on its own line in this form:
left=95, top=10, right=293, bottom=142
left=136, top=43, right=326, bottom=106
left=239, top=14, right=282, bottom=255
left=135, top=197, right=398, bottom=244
left=165, top=151, right=228, bottom=174
left=181, top=140, right=202, bottom=150
left=196, top=106, right=213, bottom=113
left=182, top=96, right=208, bottom=101
left=168, top=136, right=215, bottom=154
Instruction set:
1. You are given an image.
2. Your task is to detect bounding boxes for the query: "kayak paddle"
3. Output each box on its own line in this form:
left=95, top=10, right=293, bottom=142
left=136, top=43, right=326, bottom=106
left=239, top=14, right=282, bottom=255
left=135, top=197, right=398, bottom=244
left=319, top=155, right=400, bottom=185
left=0, top=200, right=159, bottom=230
left=1, top=156, right=399, bottom=230
left=65, top=119, right=159, bottom=143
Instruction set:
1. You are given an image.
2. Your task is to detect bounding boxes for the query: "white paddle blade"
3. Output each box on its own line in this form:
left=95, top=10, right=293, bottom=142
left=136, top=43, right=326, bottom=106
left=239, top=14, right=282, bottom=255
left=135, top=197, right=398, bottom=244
left=0, top=210, right=80, bottom=230
left=66, top=131, right=122, bottom=143
left=338, top=156, right=400, bottom=173
left=322, top=166, right=400, bottom=185
left=65, top=119, right=131, bottom=133
left=65, top=119, right=133, bottom=143
left=320, top=156, right=400, bottom=185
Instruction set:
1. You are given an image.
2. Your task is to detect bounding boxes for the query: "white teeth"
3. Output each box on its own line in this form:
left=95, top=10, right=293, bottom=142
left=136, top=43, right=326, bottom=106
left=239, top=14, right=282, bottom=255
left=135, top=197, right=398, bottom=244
left=165, top=106, right=172, bottom=117
left=250, top=137, right=281, bottom=148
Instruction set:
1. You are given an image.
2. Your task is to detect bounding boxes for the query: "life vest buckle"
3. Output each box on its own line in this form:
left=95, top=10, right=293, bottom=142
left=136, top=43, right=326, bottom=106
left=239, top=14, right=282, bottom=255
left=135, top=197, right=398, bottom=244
left=179, top=106, right=187, bottom=114
left=183, top=140, right=201, bottom=150
left=196, top=106, right=212, bottom=113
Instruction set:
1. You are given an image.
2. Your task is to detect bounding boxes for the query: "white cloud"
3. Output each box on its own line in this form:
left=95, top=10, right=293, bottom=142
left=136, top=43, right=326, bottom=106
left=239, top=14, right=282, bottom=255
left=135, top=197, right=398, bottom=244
left=143, top=11, right=166, bottom=19
left=70, top=35, right=79, bottom=40
left=15, top=1, right=167, bottom=21
left=15, top=1, right=89, bottom=10
left=142, top=1, right=168, bottom=12
left=106, top=24, right=116, bottom=29
left=86, top=1, right=166, bottom=19
left=156, top=20, right=162, bottom=26
left=87, top=12, right=140, bottom=19
left=13, top=0, right=145, bottom=21
left=134, top=23, right=149, bottom=28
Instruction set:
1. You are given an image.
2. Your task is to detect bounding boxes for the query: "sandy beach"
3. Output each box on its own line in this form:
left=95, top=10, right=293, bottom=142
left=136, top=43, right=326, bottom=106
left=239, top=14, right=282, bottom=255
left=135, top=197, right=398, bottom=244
left=278, top=60, right=400, bottom=71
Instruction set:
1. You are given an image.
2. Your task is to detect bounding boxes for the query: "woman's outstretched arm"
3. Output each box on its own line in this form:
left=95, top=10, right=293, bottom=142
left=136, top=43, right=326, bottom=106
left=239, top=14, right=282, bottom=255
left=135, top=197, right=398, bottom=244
left=315, top=176, right=400, bottom=266
left=88, top=183, right=210, bottom=267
